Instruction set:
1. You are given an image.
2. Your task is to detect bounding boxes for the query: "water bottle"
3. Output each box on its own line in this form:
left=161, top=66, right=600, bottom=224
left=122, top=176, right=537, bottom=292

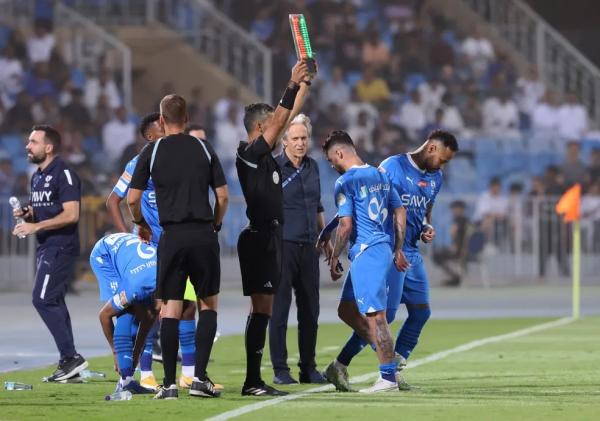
left=105, top=390, right=133, bottom=401
left=80, top=370, right=106, bottom=380
left=9, top=196, right=26, bottom=239
left=4, top=381, right=33, bottom=391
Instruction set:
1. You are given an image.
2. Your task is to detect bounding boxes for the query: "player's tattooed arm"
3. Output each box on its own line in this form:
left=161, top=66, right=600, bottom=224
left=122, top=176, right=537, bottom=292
left=98, top=301, right=118, bottom=369
left=131, top=305, right=156, bottom=369
left=329, top=216, right=352, bottom=281
left=393, top=206, right=410, bottom=271
left=421, top=202, right=436, bottom=243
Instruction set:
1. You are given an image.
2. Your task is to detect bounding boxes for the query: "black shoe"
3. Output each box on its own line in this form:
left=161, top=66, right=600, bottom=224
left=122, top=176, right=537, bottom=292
left=273, top=370, right=298, bottom=385
left=153, top=384, right=178, bottom=400
left=242, top=382, right=289, bottom=396
left=442, top=276, right=461, bottom=287
left=299, top=369, right=327, bottom=384
left=49, top=354, right=88, bottom=382
left=189, top=378, right=221, bottom=398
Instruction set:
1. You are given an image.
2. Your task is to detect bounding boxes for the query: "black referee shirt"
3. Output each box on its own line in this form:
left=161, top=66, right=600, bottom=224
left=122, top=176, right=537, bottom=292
left=236, top=135, right=283, bottom=227
left=130, top=134, right=226, bottom=225
left=275, top=152, right=324, bottom=243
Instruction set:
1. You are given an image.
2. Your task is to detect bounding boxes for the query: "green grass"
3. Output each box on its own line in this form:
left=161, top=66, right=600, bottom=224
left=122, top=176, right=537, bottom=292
left=1, top=317, right=598, bottom=420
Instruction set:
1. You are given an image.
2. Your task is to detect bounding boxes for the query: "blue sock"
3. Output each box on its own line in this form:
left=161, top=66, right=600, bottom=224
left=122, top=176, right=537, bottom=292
left=114, top=313, right=135, bottom=379
left=380, top=362, right=397, bottom=383
left=395, top=307, right=431, bottom=359
left=179, top=319, right=196, bottom=368
left=140, top=320, right=159, bottom=372
left=337, top=332, right=367, bottom=366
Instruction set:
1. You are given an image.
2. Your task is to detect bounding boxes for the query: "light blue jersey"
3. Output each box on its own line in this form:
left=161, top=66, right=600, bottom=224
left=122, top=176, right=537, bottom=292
left=89, top=233, right=157, bottom=311
left=113, top=155, right=162, bottom=245
left=336, top=164, right=402, bottom=314
left=379, top=154, right=443, bottom=253
left=334, top=164, right=402, bottom=260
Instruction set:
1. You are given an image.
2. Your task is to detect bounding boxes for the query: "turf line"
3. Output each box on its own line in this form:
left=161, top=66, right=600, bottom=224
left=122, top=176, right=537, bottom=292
left=205, top=317, right=574, bottom=421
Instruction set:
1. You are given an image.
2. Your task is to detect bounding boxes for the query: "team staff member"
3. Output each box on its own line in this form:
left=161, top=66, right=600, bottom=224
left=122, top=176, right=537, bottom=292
left=12, top=125, right=88, bottom=382
left=269, top=114, right=330, bottom=385
left=128, top=94, right=228, bottom=400
left=236, top=60, right=312, bottom=397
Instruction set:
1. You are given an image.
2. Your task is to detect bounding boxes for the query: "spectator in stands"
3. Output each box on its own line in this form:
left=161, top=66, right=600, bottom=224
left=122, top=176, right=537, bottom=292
left=361, top=28, right=391, bottom=72
left=24, top=62, right=57, bottom=100
left=62, top=129, right=88, bottom=167
left=31, top=93, right=60, bottom=126
left=213, top=85, right=243, bottom=125
left=557, top=93, right=588, bottom=141
left=515, top=67, right=545, bottom=130
left=397, top=89, right=427, bottom=142
left=249, top=7, right=276, bottom=43
left=187, top=86, right=211, bottom=133
left=482, top=89, right=518, bottom=135
left=440, top=93, right=464, bottom=133
left=402, top=38, right=427, bottom=76
left=317, top=66, right=350, bottom=112
left=0, top=157, right=15, bottom=194
left=586, top=148, right=600, bottom=187
left=347, top=109, right=376, bottom=157
left=460, top=92, right=482, bottom=129
left=433, top=200, right=469, bottom=287
left=461, top=26, right=495, bottom=77
left=474, top=177, right=509, bottom=244
left=101, top=106, right=134, bottom=167
left=26, top=19, right=55, bottom=63
left=12, top=172, right=29, bottom=198
left=419, top=76, right=446, bottom=121
left=542, top=165, right=566, bottom=196
left=84, top=68, right=121, bottom=110
left=334, top=15, right=363, bottom=72
left=344, top=88, right=378, bottom=128
left=1, top=91, right=33, bottom=133
left=484, top=50, right=517, bottom=89
left=60, top=88, right=92, bottom=133
left=507, top=182, right=525, bottom=252
left=214, top=103, right=246, bottom=165
left=531, top=91, right=560, bottom=135
left=561, top=141, right=587, bottom=187
left=429, top=30, right=455, bottom=69
left=355, top=66, right=391, bottom=104
left=375, top=106, right=407, bottom=157
left=0, top=44, right=24, bottom=106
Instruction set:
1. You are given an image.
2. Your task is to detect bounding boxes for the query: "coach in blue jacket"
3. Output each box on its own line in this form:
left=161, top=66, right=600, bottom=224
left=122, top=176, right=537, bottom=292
left=270, top=114, right=330, bottom=385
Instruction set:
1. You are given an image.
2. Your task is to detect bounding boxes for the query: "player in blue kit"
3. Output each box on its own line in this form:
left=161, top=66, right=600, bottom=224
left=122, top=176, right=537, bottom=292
left=105, top=113, right=198, bottom=391
left=90, top=232, right=158, bottom=394
left=321, top=130, right=458, bottom=391
left=321, top=131, right=409, bottom=393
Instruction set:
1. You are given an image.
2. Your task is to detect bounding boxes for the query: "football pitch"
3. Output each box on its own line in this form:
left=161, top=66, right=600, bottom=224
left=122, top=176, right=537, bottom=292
left=1, top=317, right=598, bottom=421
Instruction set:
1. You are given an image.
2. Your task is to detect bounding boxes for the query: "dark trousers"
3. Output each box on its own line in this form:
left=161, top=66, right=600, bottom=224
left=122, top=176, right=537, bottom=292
left=32, top=246, right=77, bottom=361
left=269, top=241, right=320, bottom=373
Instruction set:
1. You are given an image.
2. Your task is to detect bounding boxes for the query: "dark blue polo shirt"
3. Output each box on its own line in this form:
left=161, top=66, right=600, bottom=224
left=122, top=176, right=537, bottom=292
left=30, top=156, right=81, bottom=254
left=276, top=152, right=324, bottom=244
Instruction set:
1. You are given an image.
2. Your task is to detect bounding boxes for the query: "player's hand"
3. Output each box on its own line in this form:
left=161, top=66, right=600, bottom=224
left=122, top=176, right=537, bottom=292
left=12, top=222, right=38, bottom=237
left=394, top=249, right=410, bottom=272
left=421, top=225, right=436, bottom=243
left=290, top=60, right=309, bottom=85
left=137, top=221, right=152, bottom=244
left=329, top=256, right=343, bottom=281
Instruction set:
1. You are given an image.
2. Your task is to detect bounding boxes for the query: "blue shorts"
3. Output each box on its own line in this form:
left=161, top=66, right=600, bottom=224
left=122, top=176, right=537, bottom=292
left=400, top=252, right=430, bottom=305
left=385, top=263, right=406, bottom=311
left=340, top=243, right=393, bottom=314
left=90, top=241, right=119, bottom=302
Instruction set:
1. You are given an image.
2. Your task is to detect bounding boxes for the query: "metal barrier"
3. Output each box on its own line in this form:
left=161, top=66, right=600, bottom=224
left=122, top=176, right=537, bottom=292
left=61, top=0, right=272, bottom=102
left=461, top=0, right=600, bottom=126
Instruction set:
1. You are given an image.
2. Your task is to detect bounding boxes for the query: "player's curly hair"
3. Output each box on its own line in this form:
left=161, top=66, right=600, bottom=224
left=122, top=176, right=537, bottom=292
left=139, top=112, right=160, bottom=140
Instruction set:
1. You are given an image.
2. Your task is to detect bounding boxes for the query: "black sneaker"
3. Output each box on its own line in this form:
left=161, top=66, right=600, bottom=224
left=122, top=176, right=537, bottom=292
left=242, top=382, right=289, bottom=396
left=153, top=384, right=178, bottom=400
left=299, top=369, right=327, bottom=384
left=48, top=354, right=88, bottom=382
left=273, top=370, right=298, bottom=385
left=189, top=378, right=221, bottom=398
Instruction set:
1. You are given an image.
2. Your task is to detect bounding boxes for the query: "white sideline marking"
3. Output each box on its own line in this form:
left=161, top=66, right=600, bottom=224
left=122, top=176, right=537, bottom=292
left=206, top=317, right=574, bottom=421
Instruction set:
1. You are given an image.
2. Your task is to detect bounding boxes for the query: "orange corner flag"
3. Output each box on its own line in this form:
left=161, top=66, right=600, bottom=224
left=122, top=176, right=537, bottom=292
left=555, top=183, right=581, bottom=222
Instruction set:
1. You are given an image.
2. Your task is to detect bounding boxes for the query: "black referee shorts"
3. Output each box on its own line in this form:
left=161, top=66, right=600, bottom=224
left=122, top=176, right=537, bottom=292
left=157, top=222, right=220, bottom=301
left=237, top=221, right=282, bottom=296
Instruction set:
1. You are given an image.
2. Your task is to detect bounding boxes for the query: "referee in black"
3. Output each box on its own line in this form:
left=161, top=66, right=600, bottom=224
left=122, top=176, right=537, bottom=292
left=269, top=114, right=330, bottom=385
left=128, top=94, right=228, bottom=400
left=12, top=125, right=87, bottom=381
left=237, top=60, right=312, bottom=396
